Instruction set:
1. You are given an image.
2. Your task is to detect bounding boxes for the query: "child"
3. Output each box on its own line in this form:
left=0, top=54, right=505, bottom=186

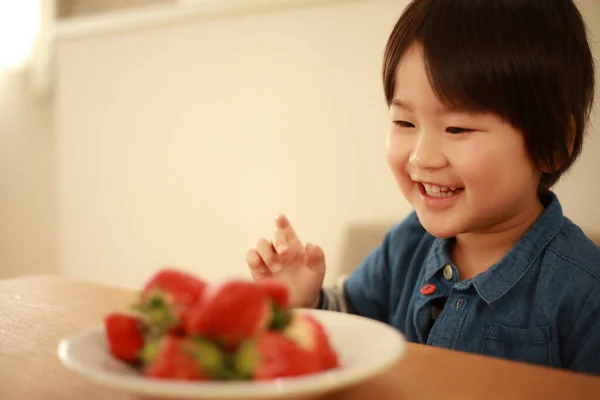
left=246, top=0, right=599, bottom=375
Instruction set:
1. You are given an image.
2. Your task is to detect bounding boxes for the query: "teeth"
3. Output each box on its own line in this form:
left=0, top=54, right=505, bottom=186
left=422, top=183, right=459, bottom=197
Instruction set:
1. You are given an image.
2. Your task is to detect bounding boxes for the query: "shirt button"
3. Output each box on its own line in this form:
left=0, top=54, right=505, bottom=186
left=455, top=299, right=464, bottom=311
left=443, top=264, right=453, bottom=280
left=420, top=284, right=436, bottom=295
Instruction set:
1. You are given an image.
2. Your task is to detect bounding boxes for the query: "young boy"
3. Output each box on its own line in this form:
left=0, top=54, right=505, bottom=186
left=246, top=0, right=599, bottom=374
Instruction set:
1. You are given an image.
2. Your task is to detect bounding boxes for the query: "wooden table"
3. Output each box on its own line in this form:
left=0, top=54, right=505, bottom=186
left=2, top=275, right=600, bottom=400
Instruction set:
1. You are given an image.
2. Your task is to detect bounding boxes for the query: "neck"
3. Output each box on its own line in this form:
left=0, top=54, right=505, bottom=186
left=452, top=198, right=545, bottom=281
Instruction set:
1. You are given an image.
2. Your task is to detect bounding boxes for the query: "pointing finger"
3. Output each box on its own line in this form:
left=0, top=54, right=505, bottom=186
left=275, top=213, right=304, bottom=255
left=275, top=214, right=298, bottom=242
left=272, top=230, right=288, bottom=255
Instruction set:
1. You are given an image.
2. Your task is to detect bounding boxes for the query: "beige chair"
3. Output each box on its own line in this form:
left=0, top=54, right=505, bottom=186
left=335, top=224, right=600, bottom=276
left=336, top=221, right=394, bottom=276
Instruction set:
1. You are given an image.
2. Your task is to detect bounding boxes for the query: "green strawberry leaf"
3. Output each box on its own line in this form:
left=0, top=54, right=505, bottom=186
left=269, top=305, right=293, bottom=331
left=233, top=340, right=259, bottom=379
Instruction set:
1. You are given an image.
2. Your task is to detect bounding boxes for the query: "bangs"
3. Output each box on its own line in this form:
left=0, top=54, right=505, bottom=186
left=383, top=0, right=565, bottom=124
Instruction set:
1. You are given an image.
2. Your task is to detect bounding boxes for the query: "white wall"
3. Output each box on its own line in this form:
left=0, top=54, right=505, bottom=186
left=54, top=0, right=600, bottom=289
left=0, top=72, right=58, bottom=278
left=555, top=0, right=600, bottom=243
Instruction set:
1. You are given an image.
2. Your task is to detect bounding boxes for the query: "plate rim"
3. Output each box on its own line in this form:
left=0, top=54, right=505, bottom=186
left=57, top=309, right=406, bottom=399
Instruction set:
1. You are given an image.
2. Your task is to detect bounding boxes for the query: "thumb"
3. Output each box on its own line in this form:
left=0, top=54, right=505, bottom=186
left=305, top=243, right=326, bottom=275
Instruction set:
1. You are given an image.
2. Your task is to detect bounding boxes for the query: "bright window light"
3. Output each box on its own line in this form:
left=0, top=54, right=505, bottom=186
left=0, top=1, right=41, bottom=73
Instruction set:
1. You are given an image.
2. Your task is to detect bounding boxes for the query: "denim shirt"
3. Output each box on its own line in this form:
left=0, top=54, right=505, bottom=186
left=343, top=192, right=600, bottom=375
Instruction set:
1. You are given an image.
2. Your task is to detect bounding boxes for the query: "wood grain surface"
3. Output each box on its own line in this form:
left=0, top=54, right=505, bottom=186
left=1, top=275, right=599, bottom=400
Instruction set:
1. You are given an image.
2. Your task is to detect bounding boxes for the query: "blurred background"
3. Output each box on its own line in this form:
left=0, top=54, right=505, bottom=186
left=1, top=0, right=599, bottom=289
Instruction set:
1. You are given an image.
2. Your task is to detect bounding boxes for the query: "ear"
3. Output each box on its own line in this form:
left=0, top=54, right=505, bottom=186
left=539, top=115, right=576, bottom=173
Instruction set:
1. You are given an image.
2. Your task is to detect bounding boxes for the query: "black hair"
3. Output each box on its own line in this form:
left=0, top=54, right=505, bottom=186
left=383, top=0, right=595, bottom=187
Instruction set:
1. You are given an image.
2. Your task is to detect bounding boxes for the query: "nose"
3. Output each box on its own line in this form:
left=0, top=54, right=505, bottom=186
left=409, top=130, right=447, bottom=170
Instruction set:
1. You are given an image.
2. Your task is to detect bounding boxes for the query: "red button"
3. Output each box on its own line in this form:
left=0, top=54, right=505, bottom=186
left=420, top=284, right=436, bottom=295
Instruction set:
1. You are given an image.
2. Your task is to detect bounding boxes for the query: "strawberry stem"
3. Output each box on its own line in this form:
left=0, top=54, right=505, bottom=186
left=269, top=304, right=292, bottom=331
left=233, top=340, right=259, bottom=379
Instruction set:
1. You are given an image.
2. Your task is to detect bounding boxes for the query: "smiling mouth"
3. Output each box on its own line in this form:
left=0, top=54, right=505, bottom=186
left=418, top=182, right=464, bottom=198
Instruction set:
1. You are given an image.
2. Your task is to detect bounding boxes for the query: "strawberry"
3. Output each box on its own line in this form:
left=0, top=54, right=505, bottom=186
left=256, top=279, right=289, bottom=308
left=283, top=313, right=339, bottom=371
left=143, top=335, right=224, bottom=381
left=257, top=279, right=293, bottom=331
left=183, top=280, right=271, bottom=349
left=104, top=312, right=146, bottom=363
left=134, top=268, right=207, bottom=334
left=234, top=331, right=320, bottom=380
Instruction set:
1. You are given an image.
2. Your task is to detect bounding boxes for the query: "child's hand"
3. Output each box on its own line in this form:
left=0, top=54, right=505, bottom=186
left=246, top=214, right=326, bottom=309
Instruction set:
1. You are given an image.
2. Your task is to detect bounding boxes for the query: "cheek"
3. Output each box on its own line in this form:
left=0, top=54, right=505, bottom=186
left=385, top=130, right=410, bottom=171
left=453, top=150, right=502, bottom=191
left=385, top=131, right=416, bottom=197
left=453, top=138, right=535, bottom=190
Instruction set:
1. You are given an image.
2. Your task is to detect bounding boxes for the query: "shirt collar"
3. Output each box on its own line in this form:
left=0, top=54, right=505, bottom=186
left=423, top=191, right=564, bottom=304
left=424, top=238, right=453, bottom=281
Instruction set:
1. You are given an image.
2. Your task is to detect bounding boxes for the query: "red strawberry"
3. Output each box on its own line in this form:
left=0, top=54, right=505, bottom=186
left=183, top=280, right=271, bottom=349
left=143, top=335, right=224, bottom=381
left=257, top=279, right=293, bottom=331
left=256, top=279, right=289, bottom=308
left=134, top=268, right=207, bottom=334
left=104, top=312, right=146, bottom=363
left=142, top=268, right=207, bottom=304
left=283, top=313, right=339, bottom=371
left=234, top=331, right=320, bottom=380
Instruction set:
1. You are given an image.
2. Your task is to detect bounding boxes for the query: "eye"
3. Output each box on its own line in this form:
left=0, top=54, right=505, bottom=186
left=394, top=120, right=415, bottom=128
left=446, top=126, right=472, bottom=134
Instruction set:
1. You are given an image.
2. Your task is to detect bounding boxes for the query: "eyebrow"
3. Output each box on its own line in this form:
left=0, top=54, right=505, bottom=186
left=391, top=97, right=474, bottom=115
left=390, top=98, right=414, bottom=111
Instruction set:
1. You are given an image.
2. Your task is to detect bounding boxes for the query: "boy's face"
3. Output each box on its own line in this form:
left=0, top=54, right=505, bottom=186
left=386, top=43, right=542, bottom=238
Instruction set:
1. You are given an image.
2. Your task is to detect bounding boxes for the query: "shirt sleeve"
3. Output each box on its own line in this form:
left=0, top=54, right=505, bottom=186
left=316, top=275, right=355, bottom=313
left=562, top=289, right=600, bottom=375
left=342, top=235, right=392, bottom=323
left=314, top=234, right=392, bottom=321
left=316, top=211, right=426, bottom=324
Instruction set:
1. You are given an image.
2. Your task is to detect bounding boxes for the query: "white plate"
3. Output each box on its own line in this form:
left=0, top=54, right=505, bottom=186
left=57, top=309, right=406, bottom=399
